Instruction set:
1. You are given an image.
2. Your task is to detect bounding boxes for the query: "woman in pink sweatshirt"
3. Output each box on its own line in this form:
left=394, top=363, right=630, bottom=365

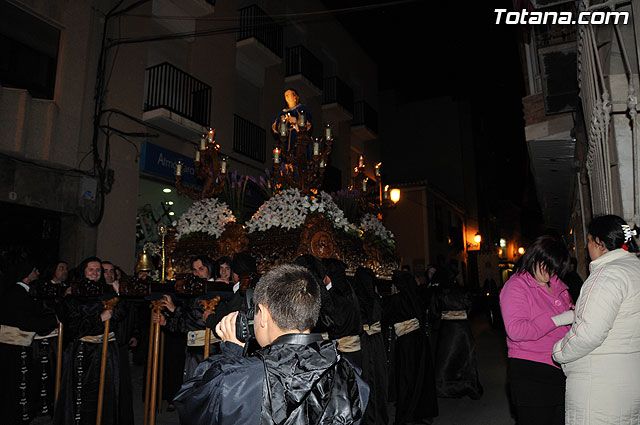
left=500, top=235, right=573, bottom=425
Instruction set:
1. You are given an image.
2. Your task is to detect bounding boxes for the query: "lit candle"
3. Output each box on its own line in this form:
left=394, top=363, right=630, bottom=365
left=279, top=116, right=288, bottom=137
left=358, top=155, right=364, bottom=168
left=220, top=156, right=227, bottom=174
left=362, top=177, right=368, bottom=192
left=298, top=110, right=306, bottom=128
left=273, top=147, right=281, bottom=164
left=383, top=185, right=389, bottom=199
left=375, top=162, right=381, bottom=177
left=207, top=128, right=214, bottom=144
left=325, top=124, right=332, bottom=140
left=195, top=150, right=200, bottom=162
left=175, top=160, right=183, bottom=176
left=313, top=139, right=320, bottom=156
left=200, top=134, right=206, bottom=150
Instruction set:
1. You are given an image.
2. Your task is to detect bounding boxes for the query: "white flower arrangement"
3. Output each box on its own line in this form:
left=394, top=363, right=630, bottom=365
left=360, top=213, right=395, bottom=247
left=245, top=188, right=359, bottom=234
left=143, top=241, right=160, bottom=257
left=176, top=198, right=236, bottom=239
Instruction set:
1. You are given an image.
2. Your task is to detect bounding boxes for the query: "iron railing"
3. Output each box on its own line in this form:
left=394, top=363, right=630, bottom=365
left=286, top=45, right=323, bottom=90
left=144, top=62, right=211, bottom=127
left=322, top=76, right=354, bottom=116
left=237, top=5, right=283, bottom=58
left=352, top=101, right=378, bottom=134
left=233, top=115, right=266, bottom=163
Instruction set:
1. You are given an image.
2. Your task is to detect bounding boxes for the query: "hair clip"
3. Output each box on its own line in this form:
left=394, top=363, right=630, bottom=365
left=621, top=224, right=637, bottom=243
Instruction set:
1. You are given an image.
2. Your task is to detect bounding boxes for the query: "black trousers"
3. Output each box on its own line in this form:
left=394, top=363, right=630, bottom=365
left=508, top=358, right=565, bottom=425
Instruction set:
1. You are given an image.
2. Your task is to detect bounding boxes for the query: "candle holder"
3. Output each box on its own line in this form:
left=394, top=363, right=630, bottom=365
left=272, top=122, right=333, bottom=194
left=174, top=127, right=228, bottom=200
left=352, top=160, right=398, bottom=215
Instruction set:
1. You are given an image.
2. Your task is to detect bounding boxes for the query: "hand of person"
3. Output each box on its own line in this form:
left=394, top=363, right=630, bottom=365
left=551, top=309, right=575, bottom=326
left=215, top=311, right=244, bottom=347
left=161, top=295, right=175, bottom=313
left=101, top=309, right=113, bottom=322
left=153, top=312, right=166, bottom=326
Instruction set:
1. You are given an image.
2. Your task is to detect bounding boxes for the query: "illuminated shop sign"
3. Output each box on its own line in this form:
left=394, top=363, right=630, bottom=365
left=140, top=142, right=196, bottom=184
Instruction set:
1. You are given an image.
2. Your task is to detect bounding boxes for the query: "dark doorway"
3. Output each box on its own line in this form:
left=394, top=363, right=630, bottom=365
left=0, top=202, right=61, bottom=285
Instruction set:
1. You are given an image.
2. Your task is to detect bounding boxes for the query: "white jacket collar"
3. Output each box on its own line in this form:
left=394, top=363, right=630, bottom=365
left=590, top=248, right=634, bottom=271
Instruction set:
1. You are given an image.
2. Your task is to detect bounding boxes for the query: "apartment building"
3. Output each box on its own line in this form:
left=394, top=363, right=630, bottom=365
left=0, top=0, right=381, bottom=272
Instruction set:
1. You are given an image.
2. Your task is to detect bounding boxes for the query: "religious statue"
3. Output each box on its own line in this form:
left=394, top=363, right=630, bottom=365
left=271, top=88, right=313, bottom=151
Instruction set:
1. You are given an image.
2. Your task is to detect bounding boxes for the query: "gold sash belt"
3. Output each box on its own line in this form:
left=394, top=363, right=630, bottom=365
left=336, top=335, right=361, bottom=352
left=394, top=318, right=420, bottom=337
left=79, top=332, right=116, bottom=343
left=0, top=325, right=35, bottom=346
left=441, top=310, right=467, bottom=320
left=187, top=329, right=220, bottom=347
left=363, top=321, right=382, bottom=336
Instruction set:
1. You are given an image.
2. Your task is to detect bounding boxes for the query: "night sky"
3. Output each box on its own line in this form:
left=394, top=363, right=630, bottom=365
left=321, top=0, right=543, bottom=231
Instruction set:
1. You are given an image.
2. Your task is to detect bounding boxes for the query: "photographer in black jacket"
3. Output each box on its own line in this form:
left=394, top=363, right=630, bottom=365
left=174, top=263, right=369, bottom=425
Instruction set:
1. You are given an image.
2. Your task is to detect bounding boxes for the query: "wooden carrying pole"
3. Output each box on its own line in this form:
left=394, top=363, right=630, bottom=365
left=144, top=306, right=157, bottom=425
left=157, top=332, right=165, bottom=413
left=148, top=300, right=163, bottom=425
left=204, top=325, right=211, bottom=359
left=200, top=297, right=221, bottom=360
left=143, top=300, right=164, bottom=425
left=54, top=322, right=63, bottom=408
left=96, top=297, right=117, bottom=425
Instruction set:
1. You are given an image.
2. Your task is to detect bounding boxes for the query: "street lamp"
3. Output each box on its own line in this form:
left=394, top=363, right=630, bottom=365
left=389, top=188, right=401, bottom=204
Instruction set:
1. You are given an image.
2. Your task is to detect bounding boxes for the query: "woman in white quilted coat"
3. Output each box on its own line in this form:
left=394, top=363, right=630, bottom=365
left=553, top=215, right=640, bottom=424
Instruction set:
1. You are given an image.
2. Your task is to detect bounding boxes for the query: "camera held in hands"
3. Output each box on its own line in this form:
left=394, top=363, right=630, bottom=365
left=235, top=307, right=255, bottom=343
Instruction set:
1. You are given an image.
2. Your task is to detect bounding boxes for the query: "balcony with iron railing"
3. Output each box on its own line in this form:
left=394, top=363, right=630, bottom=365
left=285, top=45, right=323, bottom=99
left=322, top=76, right=354, bottom=123
left=233, top=115, right=266, bottom=163
left=142, top=62, right=211, bottom=139
left=236, top=5, right=282, bottom=87
left=351, top=101, right=378, bottom=141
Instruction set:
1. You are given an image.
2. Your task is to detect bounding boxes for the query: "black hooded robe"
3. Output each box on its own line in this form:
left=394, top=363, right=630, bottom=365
left=353, top=267, right=390, bottom=425
left=382, top=270, right=438, bottom=424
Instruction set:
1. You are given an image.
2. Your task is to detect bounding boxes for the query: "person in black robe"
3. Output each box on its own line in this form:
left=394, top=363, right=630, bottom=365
left=204, top=251, right=258, bottom=332
left=161, top=255, right=236, bottom=384
left=353, top=267, right=389, bottom=425
left=322, top=258, right=364, bottom=368
left=102, top=261, right=138, bottom=425
left=429, top=272, right=483, bottom=399
left=293, top=254, right=336, bottom=336
left=382, top=270, right=438, bottom=425
left=27, top=260, right=68, bottom=421
left=54, top=257, right=124, bottom=425
left=0, top=260, right=58, bottom=424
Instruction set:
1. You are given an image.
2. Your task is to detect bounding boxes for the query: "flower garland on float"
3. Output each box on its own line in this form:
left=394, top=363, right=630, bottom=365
left=173, top=188, right=396, bottom=250
left=244, top=188, right=358, bottom=234
left=175, top=198, right=235, bottom=239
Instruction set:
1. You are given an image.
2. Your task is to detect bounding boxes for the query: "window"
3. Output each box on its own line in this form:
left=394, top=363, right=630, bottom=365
left=0, top=1, right=60, bottom=99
